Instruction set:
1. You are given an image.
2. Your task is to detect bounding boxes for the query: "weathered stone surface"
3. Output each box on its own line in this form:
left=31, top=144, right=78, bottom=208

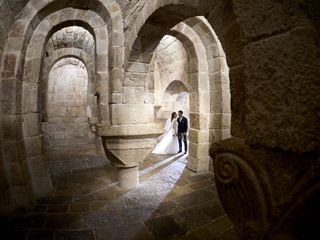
left=211, top=137, right=320, bottom=240
left=188, top=129, right=209, bottom=143
left=4, top=161, right=26, bottom=186
left=1, top=78, right=22, bottom=115
left=189, top=112, right=209, bottom=130
left=206, top=1, right=244, bottom=67
left=48, top=26, right=95, bottom=57
left=43, top=58, right=93, bottom=147
left=243, top=27, right=320, bottom=152
left=24, top=57, right=41, bottom=83
left=24, top=135, right=44, bottom=158
left=23, top=113, right=41, bottom=137
left=189, top=141, right=209, bottom=159
left=118, top=166, right=139, bottom=189
left=122, top=86, right=145, bottom=104
left=27, top=155, right=50, bottom=178
left=146, top=215, right=185, bottom=239
left=1, top=140, right=25, bottom=164
left=209, top=129, right=231, bottom=143
left=209, top=71, right=229, bottom=91
left=187, top=156, right=210, bottom=172
left=228, top=65, right=245, bottom=138
left=110, top=104, right=154, bottom=125
left=55, top=230, right=95, bottom=240
left=1, top=53, right=17, bottom=78
left=0, top=2, right=318, bottom=239
left=3, top=115, right=23, bottom=141
left=209, top=113, right=231, bottom=130
left=124, top=72, right=147, bottom=87
left=102, top=135, right=159, bottom=167
left=30, top=175, right=53, bottom=198
left=22, top=82, right=39, bottom=113
left=233, top=0, right=311, bottom=41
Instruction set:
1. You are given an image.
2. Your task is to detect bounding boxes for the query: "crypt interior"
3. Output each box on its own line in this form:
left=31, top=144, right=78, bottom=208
left=0, top=0, right=319, bottom=239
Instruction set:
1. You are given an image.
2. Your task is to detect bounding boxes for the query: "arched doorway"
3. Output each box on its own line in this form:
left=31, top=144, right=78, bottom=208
left=156, top=80, right=190, bottom=123
left=43, top=58, right=91, bottom=147
left=127, top=14, right=231, bottom=172
left=0, top=1, right=117, bottom=201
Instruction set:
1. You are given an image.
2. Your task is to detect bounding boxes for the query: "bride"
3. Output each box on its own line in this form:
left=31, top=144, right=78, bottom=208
left=152, top=112, right=179, bottom=154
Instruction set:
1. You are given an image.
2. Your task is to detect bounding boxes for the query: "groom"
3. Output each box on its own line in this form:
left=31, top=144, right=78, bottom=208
left=177, top=110, right=188, bottom=154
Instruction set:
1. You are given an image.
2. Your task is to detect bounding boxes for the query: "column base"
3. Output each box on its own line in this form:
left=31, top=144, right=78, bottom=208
left=118, top=166, right=139, bottom=189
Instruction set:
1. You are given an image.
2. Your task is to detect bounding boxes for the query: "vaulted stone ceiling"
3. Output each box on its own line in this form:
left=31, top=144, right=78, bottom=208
left=46, top=26, right=95, bottom=57
left=0, top=0, right=29, bottom=17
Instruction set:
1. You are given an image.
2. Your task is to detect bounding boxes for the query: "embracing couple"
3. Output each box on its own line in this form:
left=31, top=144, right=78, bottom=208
left=152, top=110, right=188, bottom=155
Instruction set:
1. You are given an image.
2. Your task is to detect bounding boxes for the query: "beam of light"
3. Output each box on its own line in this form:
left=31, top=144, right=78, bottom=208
left=66, top=154, right=188, bottom=238
left=139, top=153, right=183, bottom=177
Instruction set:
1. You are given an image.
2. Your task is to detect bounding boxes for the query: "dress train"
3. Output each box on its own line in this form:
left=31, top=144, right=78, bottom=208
left=152, top=118, right=179, bottom=154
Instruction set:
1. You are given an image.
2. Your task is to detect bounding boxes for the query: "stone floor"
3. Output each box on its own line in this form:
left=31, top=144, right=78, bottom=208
left=47, top=142, right=107, bottom=176
left=2, top=153, right=239, bottom=240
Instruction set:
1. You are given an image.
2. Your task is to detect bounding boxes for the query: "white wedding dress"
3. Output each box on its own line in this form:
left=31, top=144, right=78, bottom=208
left=152, top=117, right=179, bottom=154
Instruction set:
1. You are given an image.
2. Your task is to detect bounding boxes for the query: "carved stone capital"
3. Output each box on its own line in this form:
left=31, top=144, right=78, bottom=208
left=98, top=123, right=163, bottom=167
left=211, top=137, right=320, bottom=239
left=97, top=123, right=163, bottom=189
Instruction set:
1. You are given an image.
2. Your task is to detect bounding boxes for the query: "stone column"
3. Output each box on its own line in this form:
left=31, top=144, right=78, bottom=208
left=118, top=166, right=139, bottom=189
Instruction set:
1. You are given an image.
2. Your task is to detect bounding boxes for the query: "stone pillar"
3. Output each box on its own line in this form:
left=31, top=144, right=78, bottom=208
left=118, top=166, right=139, bottom=189
left=98, top=123, right=162, bottom=189
left=187, top=112, right=212, bottom=172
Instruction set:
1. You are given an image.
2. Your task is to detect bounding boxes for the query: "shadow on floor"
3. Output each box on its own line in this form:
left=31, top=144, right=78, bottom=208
left=2, top=153, right=239, bottom=240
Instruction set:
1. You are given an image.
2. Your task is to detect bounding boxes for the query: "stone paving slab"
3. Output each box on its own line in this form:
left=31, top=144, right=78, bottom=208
left=28, top=230, right=54, bottom=240
left=3, top=153, right=239, bottom=240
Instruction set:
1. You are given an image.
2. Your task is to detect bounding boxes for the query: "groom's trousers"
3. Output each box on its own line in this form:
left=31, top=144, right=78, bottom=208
left=178, top=133, right=187, bottom=153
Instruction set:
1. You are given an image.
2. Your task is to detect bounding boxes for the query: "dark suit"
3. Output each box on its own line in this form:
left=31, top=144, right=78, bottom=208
left=177, top=116, right=188, bottom=153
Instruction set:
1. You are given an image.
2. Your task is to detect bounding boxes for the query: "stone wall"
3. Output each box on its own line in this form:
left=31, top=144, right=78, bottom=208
left=0, top=131, right=11, bottom=216
left=0, top=1, right=319, bottom=238
left=46, top=26, right=95, bottom=58
left=43, top=58, right=93, bottom=147
left=0, top=0, right=29, bottom=216
left=0, top=0, right=28, bottom=67
left=154, top=35, right=189, bottom=120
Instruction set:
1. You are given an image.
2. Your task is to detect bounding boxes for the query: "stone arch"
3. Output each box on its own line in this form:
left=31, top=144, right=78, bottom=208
left=156, top=28, right=211, bottom=171
left=41, top=48, right=94, bottom=122
left=0, top=0, right=123, bottom=206
left=124, top=0, right=242, bottom=130
left=42, top=24, right=96, bottom=124
left=46, top=49, right=93, bottom=73
left=46, top=26, right=95, bottom=57
left=164, top=80, right=189, bottom=94
left=131, top=15, right=227, bottom=171
left=117, top=3, right=216, bottom=126
left=3, top=0, right=124, bottom=122
left=139, top=29, right=207, bottom=171
left=21, top=11, right=106, bottom=199
left=162, top=80, right=190, bottom=121
left=96, top=2, right=233, bottom=189
left=124, top=1, right=216, bottom=59
left=124, top=2, right=235, bottom=172
left=44, top=57, right=91, bottom=147
left=170, top=17, right=231, bottom=170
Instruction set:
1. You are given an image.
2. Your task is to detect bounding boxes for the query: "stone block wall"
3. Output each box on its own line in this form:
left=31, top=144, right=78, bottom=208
left=0, top=2, right=318, bottom=237
left=46, top=26, right=95, bottom=57
left=0, top=134, right=11, bottom=216
left=154, top=35, right=189, bottom=120
left=0, top=0, right=28, bottom=70
left=44, top=58, right=93, bottom=147
left=0, top=0, right=29, bottom=216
